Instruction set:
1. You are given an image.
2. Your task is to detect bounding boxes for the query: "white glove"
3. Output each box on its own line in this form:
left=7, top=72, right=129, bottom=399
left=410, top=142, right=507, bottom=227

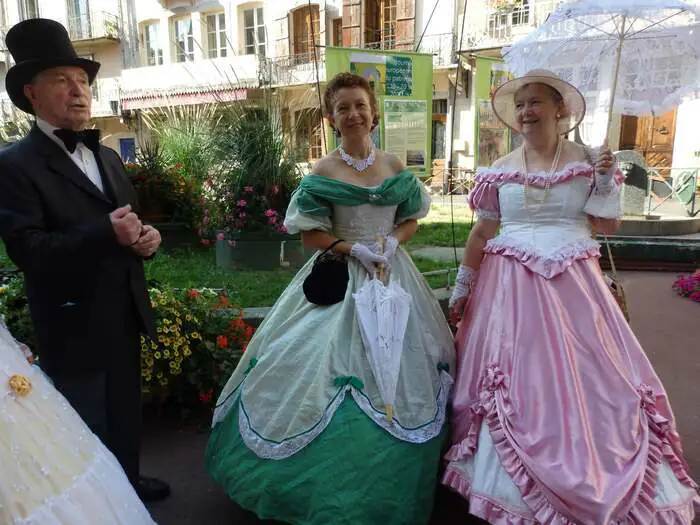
left=370, top=235, right=399, bottom=266
left=351, top=243, right=389, bottom=275
left=449, top=265, right=478, bottom=309
left=593, top=146, right=616, bottom=193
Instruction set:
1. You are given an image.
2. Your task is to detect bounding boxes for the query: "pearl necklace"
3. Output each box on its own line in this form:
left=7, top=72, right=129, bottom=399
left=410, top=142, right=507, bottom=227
left=521, top=137, right=563, bottom=211
left=339, top=144, right=375, bottom=172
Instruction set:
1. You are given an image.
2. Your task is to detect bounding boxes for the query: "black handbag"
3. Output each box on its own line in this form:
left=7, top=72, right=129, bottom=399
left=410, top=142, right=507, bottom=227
left=303, top=239, right=349, bottom=306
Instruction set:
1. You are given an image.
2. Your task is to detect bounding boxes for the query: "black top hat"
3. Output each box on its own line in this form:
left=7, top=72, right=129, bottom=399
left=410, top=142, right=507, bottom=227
left=5, top=18, right=101, bottom=114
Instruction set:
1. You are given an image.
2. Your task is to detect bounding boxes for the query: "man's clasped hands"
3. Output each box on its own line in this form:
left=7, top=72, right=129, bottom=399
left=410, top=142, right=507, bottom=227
left=110, top=204, right=161, bottom=258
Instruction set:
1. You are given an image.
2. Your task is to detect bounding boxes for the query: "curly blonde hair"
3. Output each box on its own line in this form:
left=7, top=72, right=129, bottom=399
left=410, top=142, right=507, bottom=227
left=323, top=72, right=379, bottom=133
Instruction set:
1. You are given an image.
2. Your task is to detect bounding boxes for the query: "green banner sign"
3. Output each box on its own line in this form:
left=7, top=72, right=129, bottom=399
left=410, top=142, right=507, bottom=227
left=325, top=47, right=433, bottom=176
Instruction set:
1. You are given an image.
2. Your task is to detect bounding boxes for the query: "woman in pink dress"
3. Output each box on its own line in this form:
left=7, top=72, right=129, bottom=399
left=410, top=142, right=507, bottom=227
left=443, top=69, right=699, bottom=524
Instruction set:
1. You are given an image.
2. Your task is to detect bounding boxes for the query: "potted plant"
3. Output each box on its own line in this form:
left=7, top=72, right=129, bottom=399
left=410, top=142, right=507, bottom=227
left=200, top=104, right=310, bottom=270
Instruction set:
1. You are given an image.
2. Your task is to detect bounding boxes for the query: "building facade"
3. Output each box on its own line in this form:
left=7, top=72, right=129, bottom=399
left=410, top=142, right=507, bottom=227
left=0, top=0, right=463, bottom=170
left=0, top=0, right=137, bottom=154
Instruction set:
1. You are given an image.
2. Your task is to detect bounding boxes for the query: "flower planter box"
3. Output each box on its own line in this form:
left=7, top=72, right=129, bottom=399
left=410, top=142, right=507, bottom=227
left=215, top=233, right=314, bottom=270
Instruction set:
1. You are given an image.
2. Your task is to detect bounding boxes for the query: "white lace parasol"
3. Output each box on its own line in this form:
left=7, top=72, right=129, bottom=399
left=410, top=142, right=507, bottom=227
left=504, top=0, right=700, bottom=137
left=353, top=251, right=411, bottom=425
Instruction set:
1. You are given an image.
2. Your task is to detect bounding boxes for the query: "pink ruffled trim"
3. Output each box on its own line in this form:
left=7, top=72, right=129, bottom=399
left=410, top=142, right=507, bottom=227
left=443, top=466, right=697, bottom=525
left=483, top=238, right=601, bottom=279
left=442, top=365, right=699, bottom=525
left=475, top=162, right=625, bottom=189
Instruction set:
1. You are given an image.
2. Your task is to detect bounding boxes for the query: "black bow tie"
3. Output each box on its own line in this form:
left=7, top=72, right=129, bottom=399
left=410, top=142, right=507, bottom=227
left=53, top=128, right=101, bottom=154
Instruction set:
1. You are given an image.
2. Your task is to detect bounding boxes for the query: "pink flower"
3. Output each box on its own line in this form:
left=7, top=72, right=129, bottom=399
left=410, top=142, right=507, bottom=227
left=204, top=208, right=209, bottom=216
left=237, top=199, right=248, bottom=207
left=244, top=186, right=254, bottom=193
left=239, top=212, right=247, bottom=218
left=216, top=232, right=225, bottom=241
left=278, top=225, right=288, bottom=234
left=202, top=216, right=210, bottom=225
left=272, top=185, right=279, bottom=195
left=200, top=239, right=211, bottom=247
left=268, top=216, right=277, bottom=225
left=264, top=208, right=277, bottom=217
left=228, top=240, right=236, bottom=248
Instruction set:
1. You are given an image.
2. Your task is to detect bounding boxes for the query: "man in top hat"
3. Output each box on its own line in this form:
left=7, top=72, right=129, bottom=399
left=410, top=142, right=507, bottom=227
left=0, top=18, right=169, bottom=502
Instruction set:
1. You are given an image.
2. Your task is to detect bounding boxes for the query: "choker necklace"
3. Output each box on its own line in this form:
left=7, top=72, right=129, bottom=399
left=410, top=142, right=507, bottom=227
left=339, top=144, right=375, bottom=172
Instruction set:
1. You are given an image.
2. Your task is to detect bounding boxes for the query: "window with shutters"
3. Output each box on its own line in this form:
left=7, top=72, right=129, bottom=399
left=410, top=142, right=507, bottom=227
left=295, top=109, right=323, bottom=161
left=243, top=6, right=266, bottom=56
left=364, top=0, right=397, bottom=49
left=292, top=5, right=320, bottom=64
left=143, top=22, right=164, bottom=66
left=206, top=12, right=227, bottom=58
left=173, top=17, right=195, bottom=63
left=332, top=17, right=343, bottom=46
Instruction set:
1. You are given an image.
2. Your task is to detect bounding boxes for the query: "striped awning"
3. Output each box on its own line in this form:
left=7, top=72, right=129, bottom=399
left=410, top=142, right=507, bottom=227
left=121, top=87, right=248, bottom=110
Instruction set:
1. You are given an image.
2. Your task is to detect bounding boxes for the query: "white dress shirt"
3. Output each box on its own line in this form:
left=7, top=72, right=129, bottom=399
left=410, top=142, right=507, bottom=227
left=36, top=117, right=104, bottom=193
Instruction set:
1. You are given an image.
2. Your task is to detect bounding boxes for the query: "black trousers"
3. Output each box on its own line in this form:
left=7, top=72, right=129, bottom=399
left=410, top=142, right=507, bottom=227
left=50, top=305, right=142, bottom=485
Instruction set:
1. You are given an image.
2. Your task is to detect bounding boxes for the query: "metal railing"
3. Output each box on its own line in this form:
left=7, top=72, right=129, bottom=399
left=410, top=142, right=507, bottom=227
left=423, top=168, right=477, bottom=196
left=461, top=0, right=562, bottom=50
left=67, top=11, right=120, bottom=42
left=645, top=168, right=699, bottom=217
left=415, top=33, right=456, bottom=67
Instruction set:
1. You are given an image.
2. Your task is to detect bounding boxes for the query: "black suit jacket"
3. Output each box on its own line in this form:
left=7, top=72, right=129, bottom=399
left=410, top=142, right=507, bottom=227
left=0, top=126, right=156, bottom=376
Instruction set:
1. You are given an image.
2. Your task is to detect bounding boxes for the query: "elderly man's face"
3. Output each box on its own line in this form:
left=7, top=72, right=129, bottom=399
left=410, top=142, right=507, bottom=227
left=23, top=66, right=92, bottom=130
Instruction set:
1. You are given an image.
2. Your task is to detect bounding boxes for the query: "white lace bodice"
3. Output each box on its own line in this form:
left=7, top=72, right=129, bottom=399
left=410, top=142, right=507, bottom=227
left=470, top=163, right=623, bottom=278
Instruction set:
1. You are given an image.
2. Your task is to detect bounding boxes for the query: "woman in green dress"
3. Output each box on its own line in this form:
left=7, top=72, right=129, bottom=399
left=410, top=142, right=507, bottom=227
left=205, top=72, right=454, bottom=525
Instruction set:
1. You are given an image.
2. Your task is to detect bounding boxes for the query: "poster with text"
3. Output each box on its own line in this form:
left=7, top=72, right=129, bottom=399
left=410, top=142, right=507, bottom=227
left=384, top=100, right=428, bottom=167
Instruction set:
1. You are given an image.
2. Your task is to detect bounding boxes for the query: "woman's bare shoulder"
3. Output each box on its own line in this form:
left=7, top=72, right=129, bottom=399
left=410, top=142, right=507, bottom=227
left=491, top=149, right=520, bottom=170
left=378, top=151, right=405, bottom=173
left=311, top=151, right=341, bottom=177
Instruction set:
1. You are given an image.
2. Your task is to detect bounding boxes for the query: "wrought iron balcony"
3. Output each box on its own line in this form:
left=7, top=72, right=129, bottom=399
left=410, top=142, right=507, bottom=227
left=67, top=11, right=120, bottom=45
left=459, top=0, right=562, bottom=51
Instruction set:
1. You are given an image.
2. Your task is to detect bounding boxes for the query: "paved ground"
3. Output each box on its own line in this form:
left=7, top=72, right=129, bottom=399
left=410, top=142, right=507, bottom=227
left=142, top=271, right=700, bottom=525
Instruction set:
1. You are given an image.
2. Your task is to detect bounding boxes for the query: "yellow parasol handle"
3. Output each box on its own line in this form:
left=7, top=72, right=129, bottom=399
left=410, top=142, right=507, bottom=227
left=376, top=234, right=385, bottom=282
left=385, top=404, right=393, bottom=424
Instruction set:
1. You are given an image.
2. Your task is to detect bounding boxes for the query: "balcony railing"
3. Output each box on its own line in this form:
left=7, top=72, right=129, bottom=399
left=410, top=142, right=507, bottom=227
left=460, top=0, right=562, bottom=50
left=67, top=11, right=120, bottom=42
left=415, top=33, right=456, bottom=67
left=261, top=53, right=326, bottom=87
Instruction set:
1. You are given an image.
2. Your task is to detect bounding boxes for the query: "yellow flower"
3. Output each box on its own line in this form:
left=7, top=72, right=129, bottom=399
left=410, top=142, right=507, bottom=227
left=156, top=372, right=163, bottom=379
left=9, top=375, right=32, bottom=397
left=158, top=336, right=165, bottom=343
left=163, top=350, right=171, bottom=358
left=185, top=315, right=192, bottom=322
left=163, top=339, right=171, bottom=347
left=159, top=378, right=169, bottom=387
left=140, top=335, right=145, bottom=344
left=191, top=332, right=201, bottom=340
left=154, top=352, right=162, bottom=359
left=157, top=327, right=163, bottom=333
